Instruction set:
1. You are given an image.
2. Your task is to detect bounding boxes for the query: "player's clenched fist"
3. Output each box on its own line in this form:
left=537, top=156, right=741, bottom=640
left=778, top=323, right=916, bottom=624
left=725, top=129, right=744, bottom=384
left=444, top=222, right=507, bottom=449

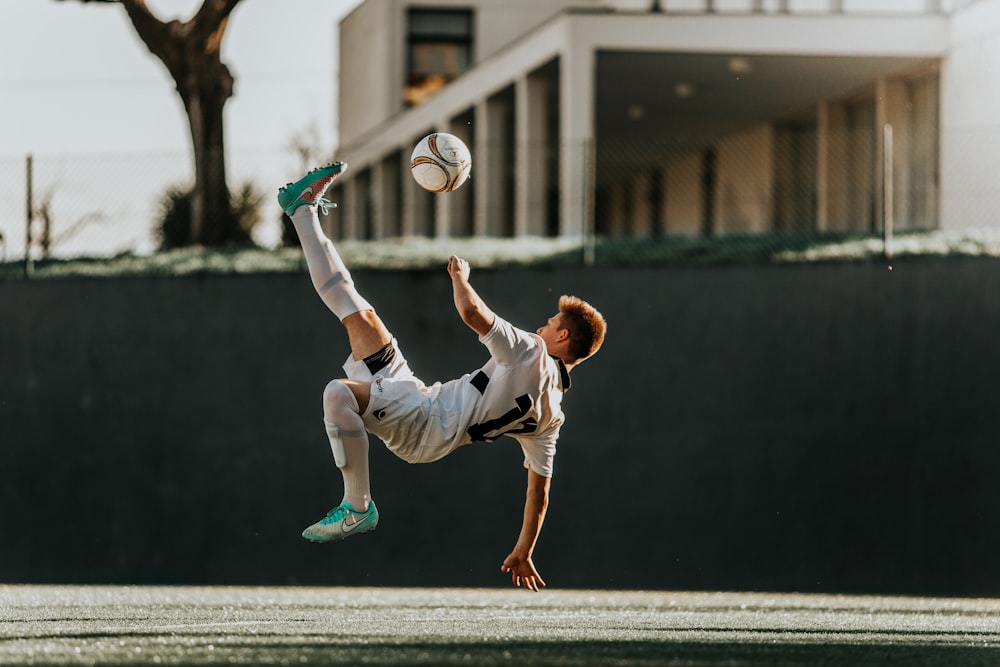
left=448, top=255, right=470, bottom=281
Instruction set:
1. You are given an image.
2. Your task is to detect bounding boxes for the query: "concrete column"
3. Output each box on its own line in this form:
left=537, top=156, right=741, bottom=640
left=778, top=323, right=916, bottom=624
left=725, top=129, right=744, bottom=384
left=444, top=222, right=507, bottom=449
left=821, top=99, right=849, bottom=232
left=875, top=76, right=910, bottom=232
left=448, top=120, right=475, bottom=237
left=433, top=119, right=459, bottom=239
left=816, top=100, right=830, bottom=233
left=341, top=175, right=360, bottom=240
left=473, top=99, right=491, bottom=237
left=632, top=172, right=655, bottom=236
left=559, top=43, right=595, bottom=240
left=515, top=70, right=549, bottom=237
left=386, top=152, right=404, bottom=238
left=400, top=146, right=419, bottom=237
left=475, top=94, right=510, bottom=236
left=323, top=183, right=342, bottom=240
left=606, top=182, right=627, bottom=237
left=817, top=99, right=852, bottom=233
left=370, top=158, right=387, bottom=240
left=664, top=151, right=703, bottom=235
left=657, top=167, right=669, bottom=234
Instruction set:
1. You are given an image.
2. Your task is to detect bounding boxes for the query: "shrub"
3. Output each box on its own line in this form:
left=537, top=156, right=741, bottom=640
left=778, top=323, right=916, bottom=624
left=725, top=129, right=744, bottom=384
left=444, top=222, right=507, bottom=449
left=155, top=181, right=264, bottom=249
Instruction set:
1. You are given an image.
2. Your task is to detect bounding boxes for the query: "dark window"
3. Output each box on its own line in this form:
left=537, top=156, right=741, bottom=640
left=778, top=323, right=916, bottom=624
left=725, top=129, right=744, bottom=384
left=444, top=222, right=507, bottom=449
left=405, top=8, right=472, bottom=107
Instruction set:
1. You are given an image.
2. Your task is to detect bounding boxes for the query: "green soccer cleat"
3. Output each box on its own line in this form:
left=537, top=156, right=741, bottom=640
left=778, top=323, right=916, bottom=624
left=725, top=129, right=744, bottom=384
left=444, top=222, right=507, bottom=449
left=302, top=500, right=379, bottom=543
left=277, top=162, right=347, bottom=216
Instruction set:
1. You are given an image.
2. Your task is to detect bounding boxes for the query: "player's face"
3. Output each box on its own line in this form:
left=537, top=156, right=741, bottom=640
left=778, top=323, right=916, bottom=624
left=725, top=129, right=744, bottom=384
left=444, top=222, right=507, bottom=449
left=536, top=313, right=565, bottom=349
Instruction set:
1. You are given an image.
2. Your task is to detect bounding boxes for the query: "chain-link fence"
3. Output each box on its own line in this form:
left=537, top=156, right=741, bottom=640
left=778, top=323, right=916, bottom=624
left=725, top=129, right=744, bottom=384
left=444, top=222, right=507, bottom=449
left=595, top=129, right=933, bottom=236
left=586, top=123, right=1000, bottom=263
left=0, top=147, right=301, bottom=263
left=3, top=124, right=1000, bottom=271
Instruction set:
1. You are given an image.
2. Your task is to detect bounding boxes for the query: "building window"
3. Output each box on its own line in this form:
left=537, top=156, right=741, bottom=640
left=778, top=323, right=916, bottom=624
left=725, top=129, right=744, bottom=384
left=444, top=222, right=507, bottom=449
left=405, top=8, right=472, bottom=107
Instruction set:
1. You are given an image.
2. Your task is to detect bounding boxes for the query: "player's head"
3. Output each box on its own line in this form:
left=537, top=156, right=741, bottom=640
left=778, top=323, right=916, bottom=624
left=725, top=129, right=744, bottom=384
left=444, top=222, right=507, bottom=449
left=554, top=295, right=606, bottom=365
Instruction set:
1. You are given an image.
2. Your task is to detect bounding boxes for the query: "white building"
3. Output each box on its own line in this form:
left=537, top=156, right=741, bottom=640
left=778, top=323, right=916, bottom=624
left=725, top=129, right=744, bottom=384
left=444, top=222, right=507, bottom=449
left=328, top=0, right=1000, bottom=242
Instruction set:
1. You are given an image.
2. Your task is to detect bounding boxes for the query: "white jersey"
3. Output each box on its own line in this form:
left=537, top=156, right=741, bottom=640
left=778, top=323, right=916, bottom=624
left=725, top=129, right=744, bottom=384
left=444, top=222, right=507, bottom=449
left=353, top=316, right=569, bottom=477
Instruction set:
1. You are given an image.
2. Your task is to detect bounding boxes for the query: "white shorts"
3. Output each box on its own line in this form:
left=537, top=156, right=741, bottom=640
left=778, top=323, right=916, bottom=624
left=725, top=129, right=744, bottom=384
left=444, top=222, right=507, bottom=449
left=342, top=339, right=462, bottom=464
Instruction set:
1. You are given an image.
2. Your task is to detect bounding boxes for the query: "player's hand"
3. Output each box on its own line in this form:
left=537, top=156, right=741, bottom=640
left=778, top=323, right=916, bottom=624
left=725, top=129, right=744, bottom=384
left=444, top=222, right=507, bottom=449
left=501, top=552, right=546, bottom=592
left=447, top=255, right=470, bottom=281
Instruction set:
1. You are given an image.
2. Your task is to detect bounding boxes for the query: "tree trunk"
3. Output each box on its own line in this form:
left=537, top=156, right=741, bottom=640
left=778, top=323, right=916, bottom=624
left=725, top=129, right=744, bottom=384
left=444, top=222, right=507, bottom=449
left=181, top=51, right=234, bottom=245
left=117, top=0, right=242, bottom=245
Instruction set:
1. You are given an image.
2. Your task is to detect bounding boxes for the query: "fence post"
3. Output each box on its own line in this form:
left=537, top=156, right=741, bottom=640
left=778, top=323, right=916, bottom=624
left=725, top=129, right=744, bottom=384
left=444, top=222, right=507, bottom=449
left=883, top=124, right=894, bottom=263
left=24, top=154, right=34, bottom=278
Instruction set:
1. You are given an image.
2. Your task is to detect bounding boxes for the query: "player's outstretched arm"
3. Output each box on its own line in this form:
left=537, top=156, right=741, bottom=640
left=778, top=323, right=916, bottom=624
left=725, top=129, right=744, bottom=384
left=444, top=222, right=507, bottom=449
left=447, top=256, right=495, bottom=336
left=501, top=468, right=550, bottom=592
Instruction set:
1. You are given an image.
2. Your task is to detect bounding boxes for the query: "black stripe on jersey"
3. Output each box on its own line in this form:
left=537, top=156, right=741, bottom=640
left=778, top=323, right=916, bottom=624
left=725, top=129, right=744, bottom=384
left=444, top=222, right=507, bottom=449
left=470, top=370, right=489, bottom=394
left=551, top=356, right=571, bottom=392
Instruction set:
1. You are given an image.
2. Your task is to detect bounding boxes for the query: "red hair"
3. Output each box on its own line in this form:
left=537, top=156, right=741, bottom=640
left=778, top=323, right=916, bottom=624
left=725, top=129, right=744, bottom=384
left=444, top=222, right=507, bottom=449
left=558, top=295, right=606, bottom=363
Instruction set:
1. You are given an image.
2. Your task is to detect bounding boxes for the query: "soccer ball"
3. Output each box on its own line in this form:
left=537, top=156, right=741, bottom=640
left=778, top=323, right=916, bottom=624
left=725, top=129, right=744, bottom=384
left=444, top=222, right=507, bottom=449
left=410, top=132, right=472, bottom=193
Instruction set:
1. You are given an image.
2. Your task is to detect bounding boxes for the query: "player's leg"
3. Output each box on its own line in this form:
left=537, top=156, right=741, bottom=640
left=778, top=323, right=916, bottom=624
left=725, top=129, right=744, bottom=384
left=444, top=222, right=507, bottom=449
left=281, top=164, right=382, bottom=543
left=301, top=379, right=379, bottom=543
left=279, top=163, right=392, bottom=362
left=323, top=380, right=371, bottom=511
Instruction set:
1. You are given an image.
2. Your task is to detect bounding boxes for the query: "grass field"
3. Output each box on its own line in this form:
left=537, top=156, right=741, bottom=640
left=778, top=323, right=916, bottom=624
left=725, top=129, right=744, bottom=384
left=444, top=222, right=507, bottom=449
left=4, top=228, right=1000, bottom=280
left=2, top=586, right=999, bottom=666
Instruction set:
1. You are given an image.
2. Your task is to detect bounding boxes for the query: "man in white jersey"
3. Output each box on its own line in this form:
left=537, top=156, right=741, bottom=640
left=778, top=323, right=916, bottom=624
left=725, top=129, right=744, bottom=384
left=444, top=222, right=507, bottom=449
left=278, top=162, right=606, bottom=591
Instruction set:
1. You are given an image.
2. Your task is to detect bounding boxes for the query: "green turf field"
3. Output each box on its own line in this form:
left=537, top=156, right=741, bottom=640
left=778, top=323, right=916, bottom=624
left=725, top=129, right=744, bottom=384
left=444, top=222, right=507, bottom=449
left=2, top=586, right=998, bottom=666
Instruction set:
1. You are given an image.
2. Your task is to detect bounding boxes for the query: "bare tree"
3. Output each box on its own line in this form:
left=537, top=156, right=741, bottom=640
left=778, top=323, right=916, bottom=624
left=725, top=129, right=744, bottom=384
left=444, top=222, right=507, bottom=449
left=56, top=0, right=244, bottom=245
left=34, top=185, right=107, bottom=258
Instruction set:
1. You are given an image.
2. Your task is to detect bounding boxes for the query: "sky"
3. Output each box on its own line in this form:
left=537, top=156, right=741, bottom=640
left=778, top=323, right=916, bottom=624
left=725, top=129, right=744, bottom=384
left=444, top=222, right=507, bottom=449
left=0, top=0, right=365, bottom=258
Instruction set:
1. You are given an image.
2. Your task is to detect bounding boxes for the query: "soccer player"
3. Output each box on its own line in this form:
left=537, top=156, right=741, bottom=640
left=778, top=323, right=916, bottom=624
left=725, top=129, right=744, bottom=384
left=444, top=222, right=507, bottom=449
left=278, top=162, right=606, bottom=591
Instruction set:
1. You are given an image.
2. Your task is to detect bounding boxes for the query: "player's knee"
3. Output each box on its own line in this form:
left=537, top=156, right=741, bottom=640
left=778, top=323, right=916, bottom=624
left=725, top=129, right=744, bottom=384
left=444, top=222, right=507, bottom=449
left=323, top=379, right=360, bottom=422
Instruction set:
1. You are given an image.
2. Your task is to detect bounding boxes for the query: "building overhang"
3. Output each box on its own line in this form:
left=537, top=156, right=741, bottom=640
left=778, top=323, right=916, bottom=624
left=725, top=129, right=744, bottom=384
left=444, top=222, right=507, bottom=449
left=336, top=9, right=948, bottom=176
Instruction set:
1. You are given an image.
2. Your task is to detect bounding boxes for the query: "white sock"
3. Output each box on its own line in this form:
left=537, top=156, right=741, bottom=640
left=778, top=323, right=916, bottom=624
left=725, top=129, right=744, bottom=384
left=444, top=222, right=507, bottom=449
left=324, top=382, right=371, bottom=512
left=290, top=206, right=373, bottom=321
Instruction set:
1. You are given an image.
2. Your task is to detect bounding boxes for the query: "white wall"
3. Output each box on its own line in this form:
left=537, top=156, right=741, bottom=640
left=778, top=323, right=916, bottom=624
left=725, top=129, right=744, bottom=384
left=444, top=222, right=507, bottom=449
left=940, top=0, right=1000, bottom=228
left=648, top=0, right=944, bottom=11
left=339, top=0, right=606, bottom=146
left=339, top=1, right=399, bottom=145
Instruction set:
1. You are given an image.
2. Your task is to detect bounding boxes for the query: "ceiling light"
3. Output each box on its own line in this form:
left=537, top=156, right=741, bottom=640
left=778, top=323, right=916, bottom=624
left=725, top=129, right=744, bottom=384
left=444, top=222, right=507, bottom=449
left=728, top=57, right=753, bottom=74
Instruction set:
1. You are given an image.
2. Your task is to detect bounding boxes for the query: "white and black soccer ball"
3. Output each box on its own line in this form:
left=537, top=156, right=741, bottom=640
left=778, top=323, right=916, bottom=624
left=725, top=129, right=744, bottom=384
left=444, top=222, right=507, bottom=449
left=410, top=132, right=472, bottom=193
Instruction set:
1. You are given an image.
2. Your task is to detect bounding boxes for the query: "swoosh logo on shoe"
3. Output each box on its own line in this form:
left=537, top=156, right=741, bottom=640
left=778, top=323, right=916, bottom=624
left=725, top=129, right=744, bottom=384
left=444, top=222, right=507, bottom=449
left=342, top=512, right=369, bottom=533
left=301, top=186, right=314, bottom=201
